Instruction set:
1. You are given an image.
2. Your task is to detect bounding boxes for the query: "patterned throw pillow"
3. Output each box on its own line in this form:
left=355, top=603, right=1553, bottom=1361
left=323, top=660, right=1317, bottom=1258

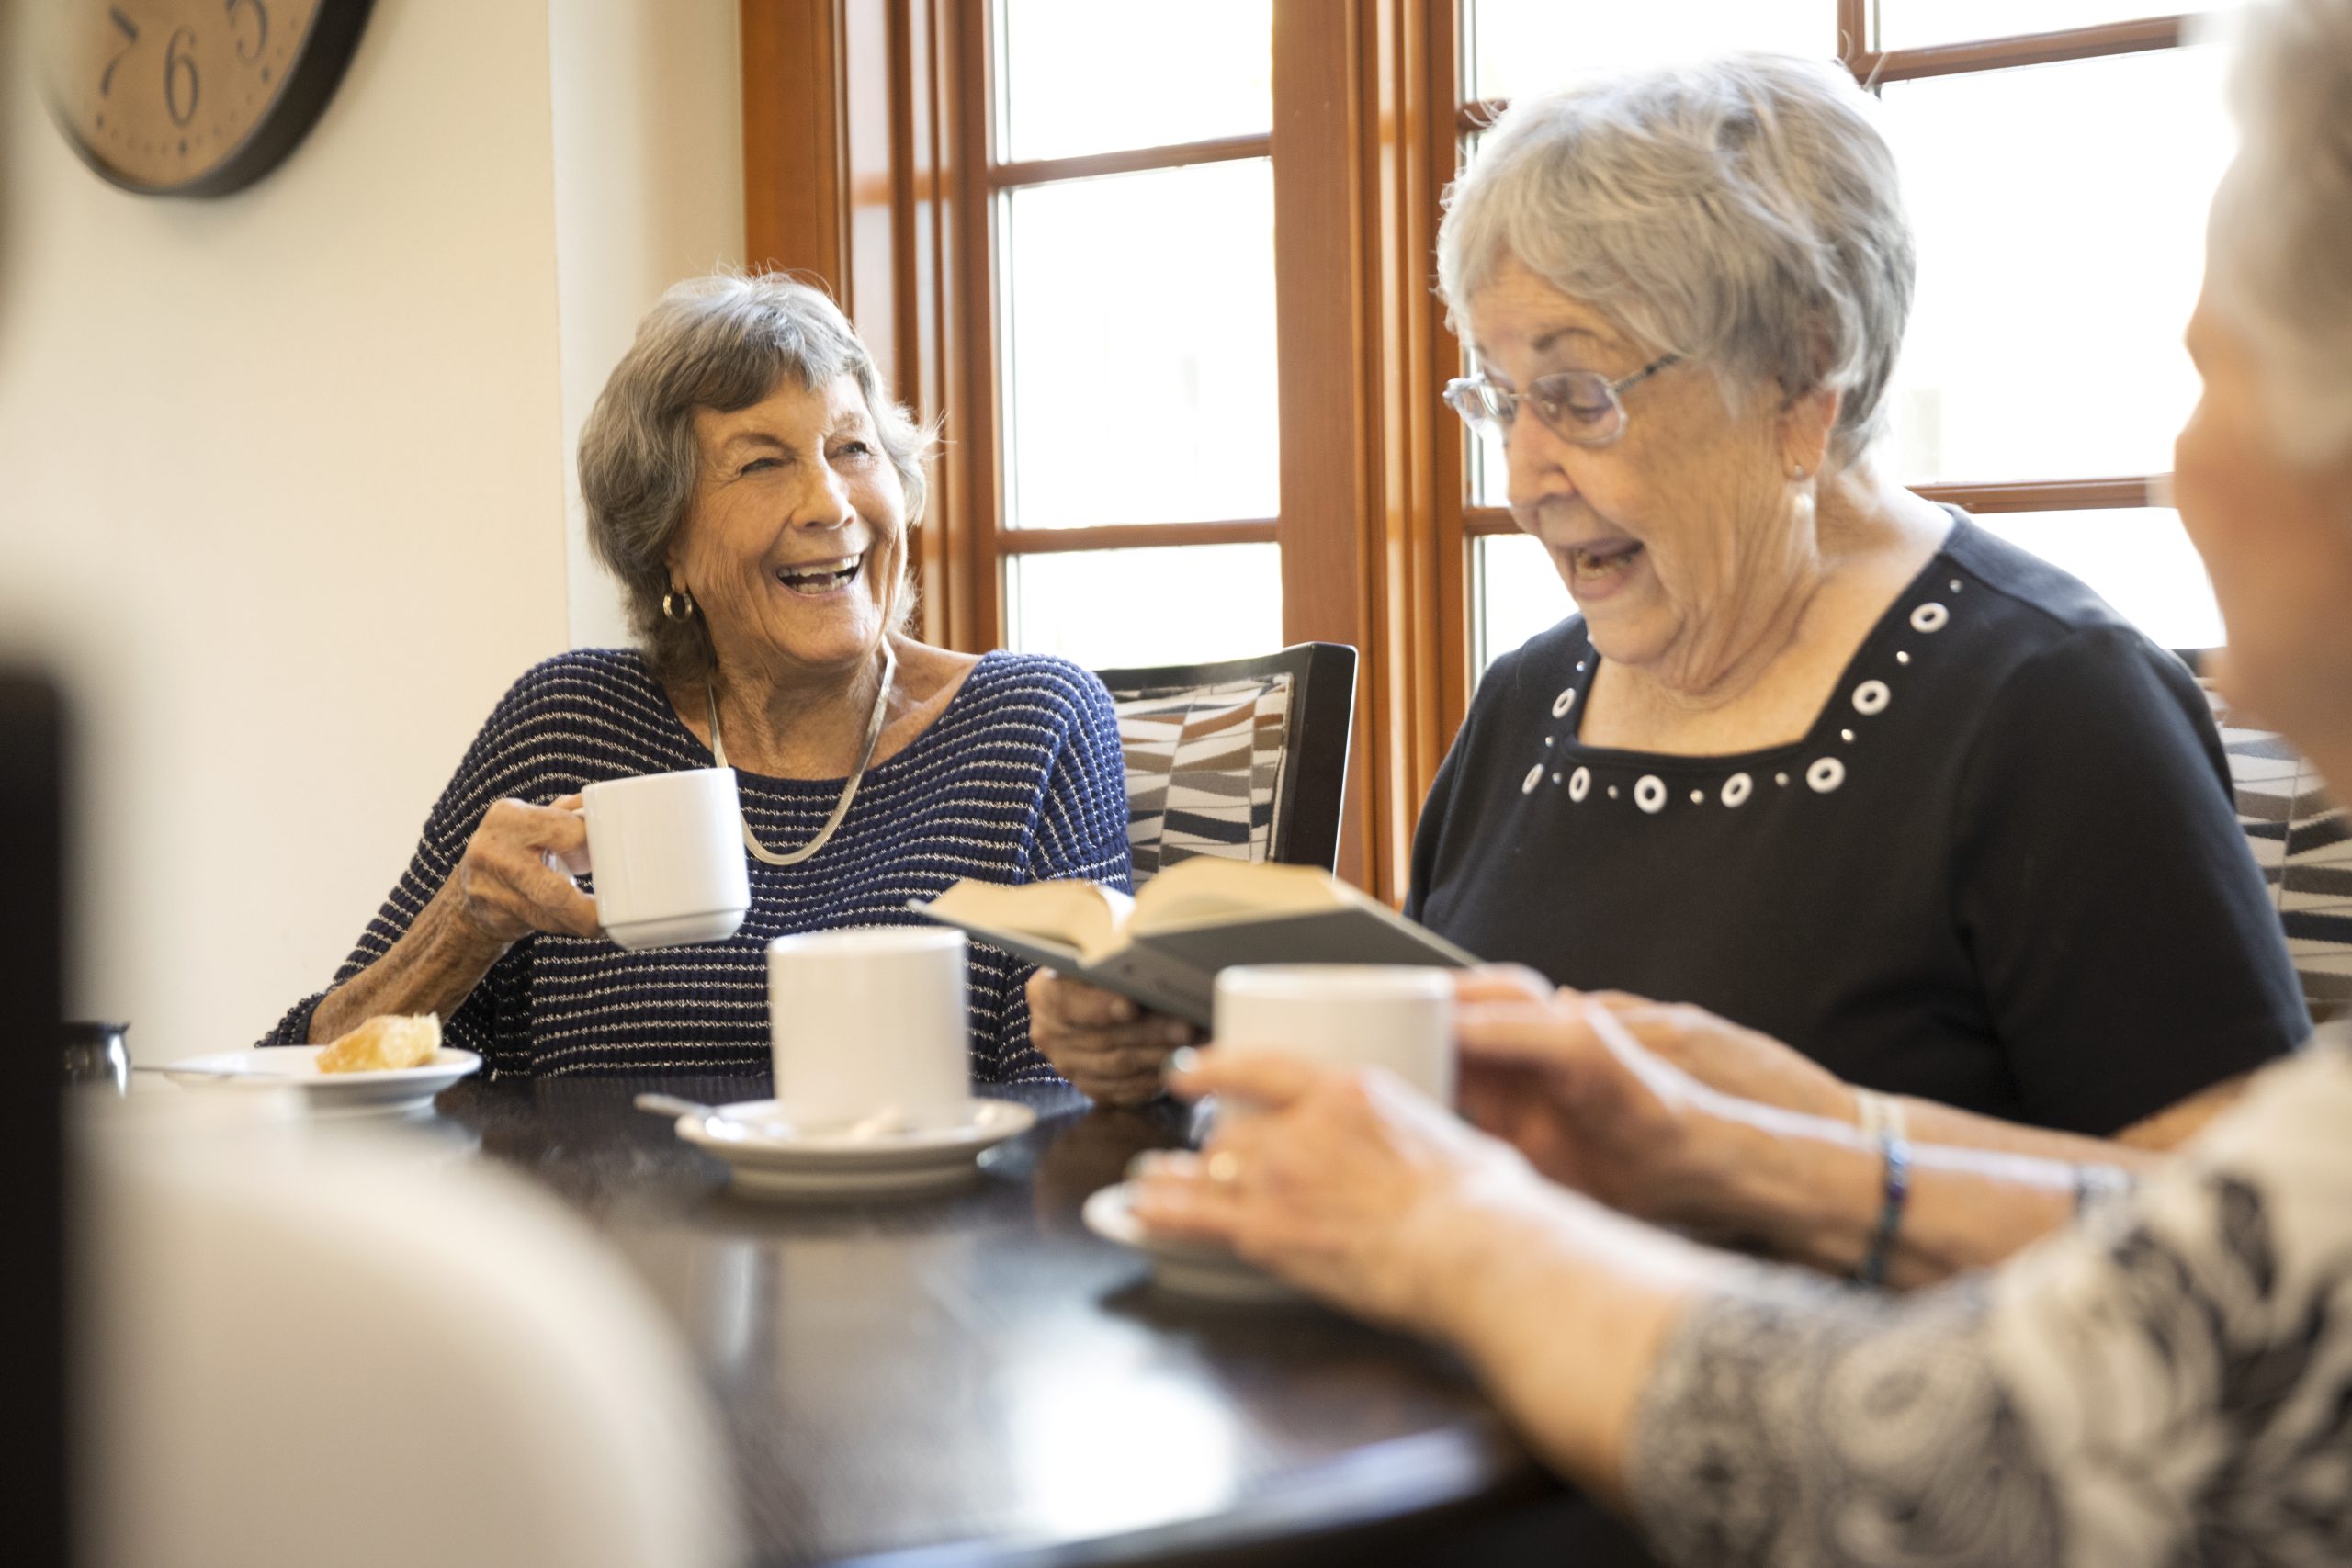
left=2200, top=679, right=2352, bottom=1026
left=1104, top=674, right=1295, bottom=883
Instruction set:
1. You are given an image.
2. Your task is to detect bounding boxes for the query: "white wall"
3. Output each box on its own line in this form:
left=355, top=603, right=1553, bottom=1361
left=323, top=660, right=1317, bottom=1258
left=551, top=1, right=747, bottom=650
left=0, top=0, right=742, bottom=1059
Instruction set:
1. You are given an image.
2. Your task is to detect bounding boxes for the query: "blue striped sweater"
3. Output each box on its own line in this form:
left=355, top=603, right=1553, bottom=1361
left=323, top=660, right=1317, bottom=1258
left=264, top=648, right=1135, bottom=1081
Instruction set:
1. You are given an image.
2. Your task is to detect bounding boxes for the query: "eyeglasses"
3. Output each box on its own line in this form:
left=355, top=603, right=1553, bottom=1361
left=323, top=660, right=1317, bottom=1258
left=1442, top=355, right=1680, bottom=447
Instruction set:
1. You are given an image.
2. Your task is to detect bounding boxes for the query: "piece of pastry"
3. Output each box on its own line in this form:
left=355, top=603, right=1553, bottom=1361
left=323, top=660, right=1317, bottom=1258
left=316, top=1012, right=441, bottom=1074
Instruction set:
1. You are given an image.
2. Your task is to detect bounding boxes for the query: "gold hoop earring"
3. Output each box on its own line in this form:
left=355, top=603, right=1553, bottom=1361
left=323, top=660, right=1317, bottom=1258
left=662, top=585, right=697, bottom=623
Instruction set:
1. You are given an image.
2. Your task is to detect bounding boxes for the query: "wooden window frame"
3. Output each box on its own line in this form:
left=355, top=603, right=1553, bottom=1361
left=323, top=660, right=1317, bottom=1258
left=739, top=0, right=2210, bottom=901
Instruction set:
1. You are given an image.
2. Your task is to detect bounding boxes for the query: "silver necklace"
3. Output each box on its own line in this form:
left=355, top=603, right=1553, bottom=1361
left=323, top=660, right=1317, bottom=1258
left=707, top=637, right=898, bottom=866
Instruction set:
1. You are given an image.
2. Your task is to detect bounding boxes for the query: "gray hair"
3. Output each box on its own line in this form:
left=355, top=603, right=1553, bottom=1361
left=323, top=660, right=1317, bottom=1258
left=1437, top=53, right=1915, bottom=469
left=579, top=273, right=933, bottom=690
left=2209, top=0, right=2352, bottom=464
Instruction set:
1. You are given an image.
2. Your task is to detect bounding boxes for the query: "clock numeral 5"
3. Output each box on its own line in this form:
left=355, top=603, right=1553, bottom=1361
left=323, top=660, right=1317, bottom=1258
left=229, top=0, right=269, bottom=64
left=100, top=6, right=137, bottom=98
left=165, top=26, right=199, bottom=126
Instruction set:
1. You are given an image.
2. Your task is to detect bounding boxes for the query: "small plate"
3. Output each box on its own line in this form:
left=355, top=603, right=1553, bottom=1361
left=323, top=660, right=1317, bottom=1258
left=676, top=1097, right=1037, bottom=1196
left=1081, top=1179, right=1298, bottom=1304
left=159, top=1047, right=481, bottom=1115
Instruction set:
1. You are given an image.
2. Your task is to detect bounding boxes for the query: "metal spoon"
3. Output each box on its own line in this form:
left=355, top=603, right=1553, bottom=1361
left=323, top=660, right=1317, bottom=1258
left=633, top=1092, right=802, bottom=1140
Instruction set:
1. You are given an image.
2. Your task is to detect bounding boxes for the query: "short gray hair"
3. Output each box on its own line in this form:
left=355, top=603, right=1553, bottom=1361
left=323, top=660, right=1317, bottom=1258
left=1437, top=53, right=1914, bottom=468
left=579, top=273, right=933, bottom=689
left=2209, top=0, right=2352, bottom=464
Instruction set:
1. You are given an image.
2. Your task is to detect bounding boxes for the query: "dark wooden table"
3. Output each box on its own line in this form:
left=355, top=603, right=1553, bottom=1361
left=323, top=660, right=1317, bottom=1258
left=425, top=1073, right=1636, bottom=1568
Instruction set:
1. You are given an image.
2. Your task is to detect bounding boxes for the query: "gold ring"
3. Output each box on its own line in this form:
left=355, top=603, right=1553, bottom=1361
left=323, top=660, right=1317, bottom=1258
left=1205, top=1149, right=1243, bottom=1186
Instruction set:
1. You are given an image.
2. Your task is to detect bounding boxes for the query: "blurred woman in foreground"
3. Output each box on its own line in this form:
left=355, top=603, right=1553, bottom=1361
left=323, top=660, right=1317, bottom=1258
left=1138, top=6, right=2352, bottom=1562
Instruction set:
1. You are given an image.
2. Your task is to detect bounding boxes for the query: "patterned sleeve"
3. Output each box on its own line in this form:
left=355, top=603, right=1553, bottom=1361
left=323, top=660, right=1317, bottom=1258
left=1624, top=1044, right=2352, bottom=1568
left=255, top=666, right=563, bottom=1056
left=982, top=665, right=1136, bottom=1081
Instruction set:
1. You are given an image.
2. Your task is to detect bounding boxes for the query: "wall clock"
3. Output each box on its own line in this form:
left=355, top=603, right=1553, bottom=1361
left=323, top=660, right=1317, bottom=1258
left=42, top=0, right=375, bottom=198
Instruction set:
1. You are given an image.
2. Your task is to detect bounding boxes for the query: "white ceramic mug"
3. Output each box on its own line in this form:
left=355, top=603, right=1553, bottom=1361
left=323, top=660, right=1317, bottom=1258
left=578, top=768, right=752, bottom=950
left=767, top=926, right=971, bottom=1132
left=1211, top=964, right=1455, bottom=1105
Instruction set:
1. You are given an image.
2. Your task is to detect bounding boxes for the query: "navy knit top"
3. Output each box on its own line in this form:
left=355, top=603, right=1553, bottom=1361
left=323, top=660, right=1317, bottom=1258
left=263, top=648, right=1134, bottom=1082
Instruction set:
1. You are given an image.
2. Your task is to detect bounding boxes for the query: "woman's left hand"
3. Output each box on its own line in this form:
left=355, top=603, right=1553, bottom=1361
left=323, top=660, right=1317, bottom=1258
left=1131, top=1050, right=1534, bottom=1335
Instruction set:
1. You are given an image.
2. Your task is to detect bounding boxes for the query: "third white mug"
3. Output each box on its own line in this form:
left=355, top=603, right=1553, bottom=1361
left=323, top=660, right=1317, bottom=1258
left=1211, top=964, right=1455, bottom=1105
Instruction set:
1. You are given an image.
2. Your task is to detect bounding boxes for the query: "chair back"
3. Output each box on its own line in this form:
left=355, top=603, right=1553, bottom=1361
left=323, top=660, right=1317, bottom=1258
left=1094, top=643, right=1357, bottom=883
left=2177, top=649, right=2352, bottom=1026
left=0, top=671, right=67, bottom=1568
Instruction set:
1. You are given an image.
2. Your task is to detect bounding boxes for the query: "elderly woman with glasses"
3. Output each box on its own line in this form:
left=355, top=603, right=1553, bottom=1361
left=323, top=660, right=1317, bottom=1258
left=1035, top=51, right=2305, bottom=1148
left=263, top=276, right=1131, bottom=1079
left=1137, top=7, right=2352, bottom=1562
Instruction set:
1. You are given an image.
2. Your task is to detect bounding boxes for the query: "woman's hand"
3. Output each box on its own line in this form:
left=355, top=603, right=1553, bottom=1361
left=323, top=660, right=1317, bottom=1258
left=1585, top=994, right=1855, bottom=1123
left=1132, top=1050, right=1534, bottom=1335
left=1135, top=1045, right=1736, bottom=1505
left=442, top=795, right=602, bottom=949
left=1451, top=967, right=1854, bottom=1127
left=311, top=795, right=601, bottom=1043
left=1456, top=987, right=1861, bottom=1240
left=1027, top=970, right=1199, bottom=1107
left=1455, top=991, right=1723, bottom=1225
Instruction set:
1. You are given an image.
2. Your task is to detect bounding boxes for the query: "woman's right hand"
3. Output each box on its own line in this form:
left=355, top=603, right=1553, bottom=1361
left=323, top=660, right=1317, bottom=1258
left=1026, top=969, right=1200, bottom=1107
left=442, top=795, right=603, bottom=949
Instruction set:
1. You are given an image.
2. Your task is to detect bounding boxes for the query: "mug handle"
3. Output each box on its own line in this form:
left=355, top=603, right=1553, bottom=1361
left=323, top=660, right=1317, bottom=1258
left=544, top=801, right=594, bottom=881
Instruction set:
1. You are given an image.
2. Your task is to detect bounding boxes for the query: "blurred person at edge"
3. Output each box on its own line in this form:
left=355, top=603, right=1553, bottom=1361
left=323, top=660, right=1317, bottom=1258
left=263, top=276, right=1131, bottom=1080
left=1136, top=6, right=2352, bottom=1564
left=1033, top=48, right=2309, bottom=1167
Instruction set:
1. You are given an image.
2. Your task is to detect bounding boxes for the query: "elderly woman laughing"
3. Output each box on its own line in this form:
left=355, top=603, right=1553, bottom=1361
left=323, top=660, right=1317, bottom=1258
left=1041, top=52, right=2304, bottom=1136
left=265, top=276, right=1130, bottom=1079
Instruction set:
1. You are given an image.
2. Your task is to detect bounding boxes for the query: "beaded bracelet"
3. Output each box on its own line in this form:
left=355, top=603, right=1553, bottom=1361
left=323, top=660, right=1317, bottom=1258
left=1852, top=1089, right=1913, bottom=1288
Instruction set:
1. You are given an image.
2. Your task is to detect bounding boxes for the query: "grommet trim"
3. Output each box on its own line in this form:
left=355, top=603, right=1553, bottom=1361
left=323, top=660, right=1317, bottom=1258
left=1852, top=680, right=1890, bottom=716
left=1634, top=774, right=1667, bottom=814
left=1807, top=756, right=1846, bottom=793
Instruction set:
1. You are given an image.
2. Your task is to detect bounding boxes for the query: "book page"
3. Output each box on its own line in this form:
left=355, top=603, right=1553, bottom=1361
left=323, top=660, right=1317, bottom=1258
left=1125, top=858, right=1353, bottom=937
left=922, top=878, right=1133, bottom=958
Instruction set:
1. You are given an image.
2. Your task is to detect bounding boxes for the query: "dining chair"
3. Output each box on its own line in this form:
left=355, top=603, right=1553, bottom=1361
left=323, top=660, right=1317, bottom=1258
left=0, top=671, right=68, bottom=1568
left=2177, top=648, right=2352, bottom=1025
left=1093, top=642, right=1357, bottom=884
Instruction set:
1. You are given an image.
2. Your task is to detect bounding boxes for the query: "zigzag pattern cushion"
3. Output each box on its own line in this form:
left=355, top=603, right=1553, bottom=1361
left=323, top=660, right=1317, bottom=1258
left=1104, top=674, right=1293, bottom=883
left=2199, top=677, right=2352, bottom=1026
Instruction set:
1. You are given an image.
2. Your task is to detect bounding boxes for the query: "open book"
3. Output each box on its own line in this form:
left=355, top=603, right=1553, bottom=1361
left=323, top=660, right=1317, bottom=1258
left=910, top=858, right=1476, bottom=1025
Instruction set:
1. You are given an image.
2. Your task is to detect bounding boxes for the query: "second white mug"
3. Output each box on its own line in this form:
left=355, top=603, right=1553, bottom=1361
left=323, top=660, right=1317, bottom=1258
left=768, top=926, right=972, bottom=1133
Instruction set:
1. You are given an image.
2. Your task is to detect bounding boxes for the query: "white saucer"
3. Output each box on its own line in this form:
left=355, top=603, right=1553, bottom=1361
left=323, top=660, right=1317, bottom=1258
left=159, top=1047, right=481, bottom=1115
left=1081, top=1179, right=1298, bottom=1304
left=676, top=1097, right=1037, bottom=1196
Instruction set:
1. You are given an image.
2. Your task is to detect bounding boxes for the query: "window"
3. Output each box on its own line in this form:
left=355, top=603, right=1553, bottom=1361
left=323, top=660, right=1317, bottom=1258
left=985, top=0, right=1283, bottom=669
left=1464, top=4, right=2227, bottom=673
left=741, top=0, right=2232, bottom=896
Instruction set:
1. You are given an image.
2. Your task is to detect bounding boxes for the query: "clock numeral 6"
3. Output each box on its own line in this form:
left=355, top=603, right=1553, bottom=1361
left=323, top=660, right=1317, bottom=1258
left=229, top=0, right=270, bottom=64
left=165, top=26, right=199, bottom=127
